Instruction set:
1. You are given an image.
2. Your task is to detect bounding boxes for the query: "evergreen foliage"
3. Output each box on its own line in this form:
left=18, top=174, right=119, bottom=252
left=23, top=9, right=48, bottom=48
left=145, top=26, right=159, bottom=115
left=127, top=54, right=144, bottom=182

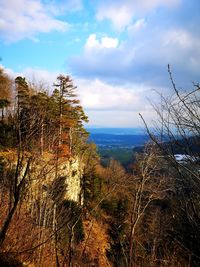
left=0, top=71, right=89, bottom=157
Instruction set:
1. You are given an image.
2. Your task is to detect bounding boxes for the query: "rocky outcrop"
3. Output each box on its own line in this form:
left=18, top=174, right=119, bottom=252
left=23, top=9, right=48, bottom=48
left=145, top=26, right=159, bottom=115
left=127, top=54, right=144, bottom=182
left=58, top=157, right=84, bottom=204
left=26, top=154, right=84, bottom=205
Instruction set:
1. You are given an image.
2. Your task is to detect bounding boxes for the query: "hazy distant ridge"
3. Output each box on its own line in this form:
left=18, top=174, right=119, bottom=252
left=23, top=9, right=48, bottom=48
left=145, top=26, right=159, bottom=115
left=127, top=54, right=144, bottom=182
left=87, top=128, right=149, bottom=148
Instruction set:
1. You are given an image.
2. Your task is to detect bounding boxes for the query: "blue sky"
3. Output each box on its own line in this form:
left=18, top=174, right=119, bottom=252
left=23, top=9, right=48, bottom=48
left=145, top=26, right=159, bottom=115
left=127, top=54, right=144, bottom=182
left=0, top=0, right=200, bottom=127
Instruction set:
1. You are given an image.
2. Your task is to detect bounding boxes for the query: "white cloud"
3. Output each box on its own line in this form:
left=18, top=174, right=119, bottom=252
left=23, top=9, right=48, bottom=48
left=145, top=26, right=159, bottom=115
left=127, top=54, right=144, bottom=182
left=127, top=19, right=146, bottom=34
left=139, top=0, right=180, bottom=10
left=46, top=0, right=83, bottom=17
left=75, top=78, right=158, bottom=127
left=97, top=5, right=133, bottom=31
left=0, top=0, right=69, bottom=42
left=163, top=29, right=199, bottom=49
left=1, top=65, right=58, bottom=91
left=22, top=67, right=59, bottom=88
left=160, top=29, right=200, bottom=77
left=101, top=37, right=119, bottom=48
left=86, top=110, right=139, bottom=127
left=85, top=34, right=119, bottom=50
left=76, top=78, right=154, bottom=112
left=85, top=34, right=99, bottom=49
left=84, top=109, right=157, bottom=127
left=96, top=0, right=180, bottom=31
left=70, top=22, right=200, bottom=89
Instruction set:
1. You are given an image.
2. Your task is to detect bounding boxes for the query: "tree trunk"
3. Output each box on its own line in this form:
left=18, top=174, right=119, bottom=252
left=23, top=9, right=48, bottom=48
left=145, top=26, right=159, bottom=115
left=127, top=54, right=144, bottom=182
left=1, top=108, right=4, bottom=122
left=40, top=118, right=44, bottom=155
left=0, top=158, right=31, bottom=247
left=0, top=197, right=19, bottom=247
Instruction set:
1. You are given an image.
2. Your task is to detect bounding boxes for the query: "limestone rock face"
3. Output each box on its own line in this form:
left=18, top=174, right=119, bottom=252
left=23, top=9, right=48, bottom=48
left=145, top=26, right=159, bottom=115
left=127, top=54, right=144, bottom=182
left=47, top=156, right=83, bottom=205
left=21, top=154, right=85, bottom=228
left=58, top=157, right=83, bottom=204
left=2, top=153, right=84, bottom=216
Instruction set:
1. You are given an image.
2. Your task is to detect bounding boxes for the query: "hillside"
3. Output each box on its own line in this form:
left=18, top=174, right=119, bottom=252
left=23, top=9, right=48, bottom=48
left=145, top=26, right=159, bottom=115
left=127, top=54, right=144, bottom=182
left=1, top=68, right=200, bottom=267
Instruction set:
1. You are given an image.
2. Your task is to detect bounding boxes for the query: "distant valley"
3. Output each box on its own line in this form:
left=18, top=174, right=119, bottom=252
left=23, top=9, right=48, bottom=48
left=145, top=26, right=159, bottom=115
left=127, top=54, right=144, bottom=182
left=87, top=128, right=149, bottom=148
left=87, top=128, right=150, bottom=167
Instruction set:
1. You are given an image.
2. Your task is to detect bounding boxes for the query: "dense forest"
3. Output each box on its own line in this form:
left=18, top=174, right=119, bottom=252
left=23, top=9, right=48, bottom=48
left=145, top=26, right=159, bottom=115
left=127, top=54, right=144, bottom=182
left=1, top=66, right=200, bottom=267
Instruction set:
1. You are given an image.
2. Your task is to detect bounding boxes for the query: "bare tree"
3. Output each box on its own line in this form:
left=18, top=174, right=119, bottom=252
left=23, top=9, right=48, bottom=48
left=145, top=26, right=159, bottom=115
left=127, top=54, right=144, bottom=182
left=139, top=66, right=200, bottom=266
left=128, top=145, right=169, bottom=267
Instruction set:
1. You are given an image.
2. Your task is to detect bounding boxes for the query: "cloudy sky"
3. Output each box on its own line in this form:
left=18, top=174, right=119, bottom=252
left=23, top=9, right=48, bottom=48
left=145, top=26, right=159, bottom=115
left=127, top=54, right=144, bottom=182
left=0, top=0, right=200, bottom=127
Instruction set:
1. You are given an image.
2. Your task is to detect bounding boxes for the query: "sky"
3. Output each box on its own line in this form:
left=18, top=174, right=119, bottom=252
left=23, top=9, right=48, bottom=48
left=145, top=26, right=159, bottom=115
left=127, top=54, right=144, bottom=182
left=0, top=0, right=200, bottom=127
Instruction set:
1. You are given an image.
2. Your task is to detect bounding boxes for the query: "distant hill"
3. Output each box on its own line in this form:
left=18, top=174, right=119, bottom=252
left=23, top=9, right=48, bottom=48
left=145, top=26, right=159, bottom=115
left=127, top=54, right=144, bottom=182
left=133, top=135, right=200, bottom=155
left=87, top=127, right=146, bottom=135
left=87, top=128, right=149, bottom=148
left=87, top=128, right=150, bottom=167
left=87, top=128, right=200, bottom=167
left=89, top=133, right=149, bottom=148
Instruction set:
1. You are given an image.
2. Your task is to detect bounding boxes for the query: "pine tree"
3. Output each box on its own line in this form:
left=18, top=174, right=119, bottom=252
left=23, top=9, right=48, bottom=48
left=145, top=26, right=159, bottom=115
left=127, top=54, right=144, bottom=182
left=53, top=75, right=88, bottom=156
left=0, top=68, right=12, bottom=122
